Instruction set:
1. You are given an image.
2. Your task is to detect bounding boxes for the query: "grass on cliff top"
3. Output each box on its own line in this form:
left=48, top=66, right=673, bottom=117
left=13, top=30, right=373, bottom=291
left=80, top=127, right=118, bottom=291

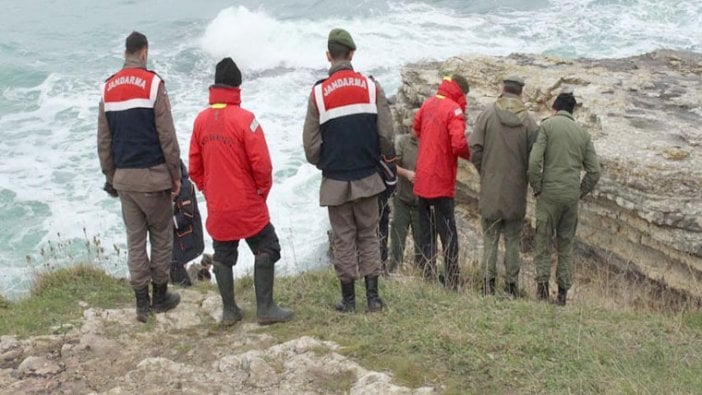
left=2, top=265, right=702, bottom=394
left=261, top=270, right=702, bottom=394
left=0, top=265, right=132, bottom=337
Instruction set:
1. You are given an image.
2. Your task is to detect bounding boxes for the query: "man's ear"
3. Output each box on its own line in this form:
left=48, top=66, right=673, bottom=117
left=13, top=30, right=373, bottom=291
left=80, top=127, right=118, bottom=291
left=348, top=50, right=355, bottom=61
left=326, top=51, right=332, bottom=62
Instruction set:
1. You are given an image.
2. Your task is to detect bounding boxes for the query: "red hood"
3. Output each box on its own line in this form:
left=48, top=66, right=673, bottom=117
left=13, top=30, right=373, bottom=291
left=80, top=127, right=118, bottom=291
left=436, top=79, right=466, bottom=112
left=209, top=85, right=242, bottom=105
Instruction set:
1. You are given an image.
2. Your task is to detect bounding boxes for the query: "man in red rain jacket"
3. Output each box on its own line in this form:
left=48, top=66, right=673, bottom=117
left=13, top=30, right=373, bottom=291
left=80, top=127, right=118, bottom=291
left=189, top=58, right=293, bottom=326
left=413, top=75, right=471, bottom=290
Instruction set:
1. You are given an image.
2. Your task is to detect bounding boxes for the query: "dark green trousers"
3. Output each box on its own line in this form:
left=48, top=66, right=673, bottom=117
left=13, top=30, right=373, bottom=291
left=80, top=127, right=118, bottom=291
left=534, top=198, right=579, bottom=290
left=481, top=217, right=523, bottom=283
left=388, top=196, right=422, bottom=272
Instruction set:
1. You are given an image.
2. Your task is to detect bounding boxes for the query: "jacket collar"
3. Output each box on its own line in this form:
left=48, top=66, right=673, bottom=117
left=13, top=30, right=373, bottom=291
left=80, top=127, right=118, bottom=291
left=555, top=110, right=575, bottom=120
left=328, top=60, right=354, bottom=76
left=123, top=54, right=146, bottom=69
left=208, top=84, right=242, bottom=106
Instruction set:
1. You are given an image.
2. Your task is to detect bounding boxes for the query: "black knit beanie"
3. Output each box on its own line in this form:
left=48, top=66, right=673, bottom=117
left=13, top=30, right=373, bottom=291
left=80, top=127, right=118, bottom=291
left=214, top=57, right=242, bottom=87
left=552, top=92, right=577, bottom=113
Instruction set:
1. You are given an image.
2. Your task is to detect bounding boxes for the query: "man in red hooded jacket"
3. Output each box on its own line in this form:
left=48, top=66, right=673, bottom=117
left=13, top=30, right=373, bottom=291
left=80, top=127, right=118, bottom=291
left=413, top=75, right=471, bottom=290
left=189, top=58, right=293, bottom=326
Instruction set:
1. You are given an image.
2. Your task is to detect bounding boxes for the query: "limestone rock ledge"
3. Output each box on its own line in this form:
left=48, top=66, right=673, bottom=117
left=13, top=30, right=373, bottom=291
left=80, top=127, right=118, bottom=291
left=391, top=50, right=702, bottom=298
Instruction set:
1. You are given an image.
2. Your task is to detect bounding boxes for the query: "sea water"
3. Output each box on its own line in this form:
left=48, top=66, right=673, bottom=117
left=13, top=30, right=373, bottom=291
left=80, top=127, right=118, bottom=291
left=1, top=0, right=700, bottom=297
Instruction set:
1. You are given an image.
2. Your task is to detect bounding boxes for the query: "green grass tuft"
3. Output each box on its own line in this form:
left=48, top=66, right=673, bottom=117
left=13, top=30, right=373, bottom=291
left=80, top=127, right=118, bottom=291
left=0, top=264, right=132, bottom=337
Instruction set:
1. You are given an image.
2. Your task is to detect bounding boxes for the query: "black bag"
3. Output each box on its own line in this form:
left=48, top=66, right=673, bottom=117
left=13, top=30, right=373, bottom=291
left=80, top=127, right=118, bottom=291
left=172, top=161, right=205, bottom=265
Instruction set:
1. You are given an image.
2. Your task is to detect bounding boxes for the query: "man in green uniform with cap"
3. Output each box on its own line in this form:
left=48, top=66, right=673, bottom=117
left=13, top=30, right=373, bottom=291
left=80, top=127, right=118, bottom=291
left=469, top=76, right=538, bottom=297
left=528, top=92, right=600, bottom=305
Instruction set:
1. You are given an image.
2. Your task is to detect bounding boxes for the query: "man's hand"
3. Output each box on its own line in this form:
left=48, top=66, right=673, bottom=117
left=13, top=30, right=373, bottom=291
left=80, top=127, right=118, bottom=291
left=171, top=179, right=182, bottom=198
left=407, top=170, right=416, bottom=183
left=103, top=182, right=119, bottom=198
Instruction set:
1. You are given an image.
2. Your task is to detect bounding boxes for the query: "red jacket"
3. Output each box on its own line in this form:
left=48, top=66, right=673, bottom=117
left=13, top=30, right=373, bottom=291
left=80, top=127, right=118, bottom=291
left=189, top=86, right=272, bottom=241
left=413, top=79, right=470, bottom=199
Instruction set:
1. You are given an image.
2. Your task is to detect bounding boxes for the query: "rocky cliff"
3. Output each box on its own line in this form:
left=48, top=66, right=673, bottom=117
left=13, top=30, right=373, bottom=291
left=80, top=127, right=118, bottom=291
left=391, top=50, right=702, bottom=298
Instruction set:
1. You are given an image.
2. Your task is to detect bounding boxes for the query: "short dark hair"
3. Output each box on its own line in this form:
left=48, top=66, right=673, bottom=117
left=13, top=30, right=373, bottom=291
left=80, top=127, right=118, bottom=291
left=451, top=74, right=470, bottom=94
left=125, top=31, right=148, bottom=54
left=552, top=93, right=577, bottom=113
left=503, top=84, right=523, bottom=96
left=328, top=42, right=353, bottom=60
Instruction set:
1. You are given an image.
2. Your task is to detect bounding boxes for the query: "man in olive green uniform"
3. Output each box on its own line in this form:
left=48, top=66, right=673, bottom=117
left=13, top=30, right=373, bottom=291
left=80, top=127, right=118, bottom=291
left=528, top=92, right=600, bottom=305
left=388, top=130, right=423, bottom=273
left=469, top=76, right=538, bottom=297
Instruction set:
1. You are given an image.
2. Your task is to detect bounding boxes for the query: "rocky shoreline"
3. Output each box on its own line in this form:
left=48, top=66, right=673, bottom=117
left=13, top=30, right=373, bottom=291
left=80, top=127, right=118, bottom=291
left=391, top=49, right=702, bottom=298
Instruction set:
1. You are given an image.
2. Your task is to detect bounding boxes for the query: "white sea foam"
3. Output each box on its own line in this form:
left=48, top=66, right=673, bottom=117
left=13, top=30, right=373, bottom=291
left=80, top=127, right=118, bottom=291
left=1, top=0, right=701, bottom=297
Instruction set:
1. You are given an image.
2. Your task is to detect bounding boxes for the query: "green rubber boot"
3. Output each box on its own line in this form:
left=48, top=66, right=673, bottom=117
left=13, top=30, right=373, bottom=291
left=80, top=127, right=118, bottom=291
left=213, top=261, right=243, bottom=326
left=254, top=255, right=293, bottom=325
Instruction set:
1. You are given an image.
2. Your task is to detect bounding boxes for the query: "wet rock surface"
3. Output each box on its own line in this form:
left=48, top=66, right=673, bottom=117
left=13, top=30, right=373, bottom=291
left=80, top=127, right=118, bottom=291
left=392, top=50, right=702, bottom=298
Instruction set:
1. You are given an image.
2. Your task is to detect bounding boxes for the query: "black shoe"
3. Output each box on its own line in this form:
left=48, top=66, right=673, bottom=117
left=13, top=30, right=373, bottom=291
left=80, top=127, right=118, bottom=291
left=335, top=280, right=356, bottom=312
left=134, top=286, right=151, bottom=323
left=504, top=282, right=519, bottom=299
left=152, top=282, right=180, bottom=313
left=556, top=286, right=568, bottom=306
left=254, top=254, right=294, bottom=325
left=170, top=262, right=192, bottom=287
left=483, top=278, right=496, bottom=296
left=365, top=276, right=385, bottom=313
left=537, top=282, right=550, bottom=302
left=213, top=261, right=243, bottom=326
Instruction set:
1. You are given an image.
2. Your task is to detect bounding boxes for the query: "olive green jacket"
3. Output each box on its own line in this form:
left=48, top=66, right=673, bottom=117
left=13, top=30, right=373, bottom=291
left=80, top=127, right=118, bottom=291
left=469, top=93, right=538, bottom=220
left=528, top=111, right=601, bottom=203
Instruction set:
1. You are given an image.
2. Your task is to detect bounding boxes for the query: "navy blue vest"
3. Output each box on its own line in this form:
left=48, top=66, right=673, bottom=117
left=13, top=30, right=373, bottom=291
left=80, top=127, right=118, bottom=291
left=314, top=70, right=379, bottom=181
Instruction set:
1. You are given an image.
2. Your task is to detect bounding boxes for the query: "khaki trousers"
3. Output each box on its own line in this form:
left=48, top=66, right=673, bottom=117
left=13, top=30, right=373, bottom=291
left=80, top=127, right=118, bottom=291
left=328, top=195, right=381, bottom=283
left=534, top=198, right=579, bottom=290
left=481, top=217, right=523, bottom=284
left=119, top=190, right=173, bottom=289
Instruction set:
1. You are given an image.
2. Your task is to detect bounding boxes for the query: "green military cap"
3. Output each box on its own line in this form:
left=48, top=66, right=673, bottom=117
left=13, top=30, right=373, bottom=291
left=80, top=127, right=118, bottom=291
left=328, top=28, right=357, bottom=50
left=503, top=75, right=525, bottom=87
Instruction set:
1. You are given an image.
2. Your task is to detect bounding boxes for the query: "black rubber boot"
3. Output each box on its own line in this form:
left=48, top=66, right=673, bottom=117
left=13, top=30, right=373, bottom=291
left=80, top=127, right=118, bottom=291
left=170, top=262, right=192, bottom=287
left=483, top=278, right=496, bottom=296
left=537, top=282, right=550, bottom=302
left=365, top=276, right=385, bottom=313
left=254, top=255, right=294, bottom=325
left=213, top=261, right=243, bottom=326
left=504, top=282, right=519, bottom=299
left=556, top=286, right=568, bottom=306
left=335, top=280, right=356, bottom=313
left=152, top=282, right=180, bottom=313
left=134, top=286, right=151, bottom=323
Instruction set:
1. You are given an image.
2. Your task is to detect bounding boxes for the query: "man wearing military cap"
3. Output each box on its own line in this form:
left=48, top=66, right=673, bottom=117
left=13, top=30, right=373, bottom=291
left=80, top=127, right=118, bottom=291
left=469, top=75, right=538, bottom=298
left=303, top=28, right=395, bottom=313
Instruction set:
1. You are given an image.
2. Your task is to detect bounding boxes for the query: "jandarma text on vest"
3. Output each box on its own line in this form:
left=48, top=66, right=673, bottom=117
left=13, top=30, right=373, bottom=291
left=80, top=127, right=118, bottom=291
left=106, top=75, right=147, bottom=92
left=323, top=77, right=367, bottom=97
